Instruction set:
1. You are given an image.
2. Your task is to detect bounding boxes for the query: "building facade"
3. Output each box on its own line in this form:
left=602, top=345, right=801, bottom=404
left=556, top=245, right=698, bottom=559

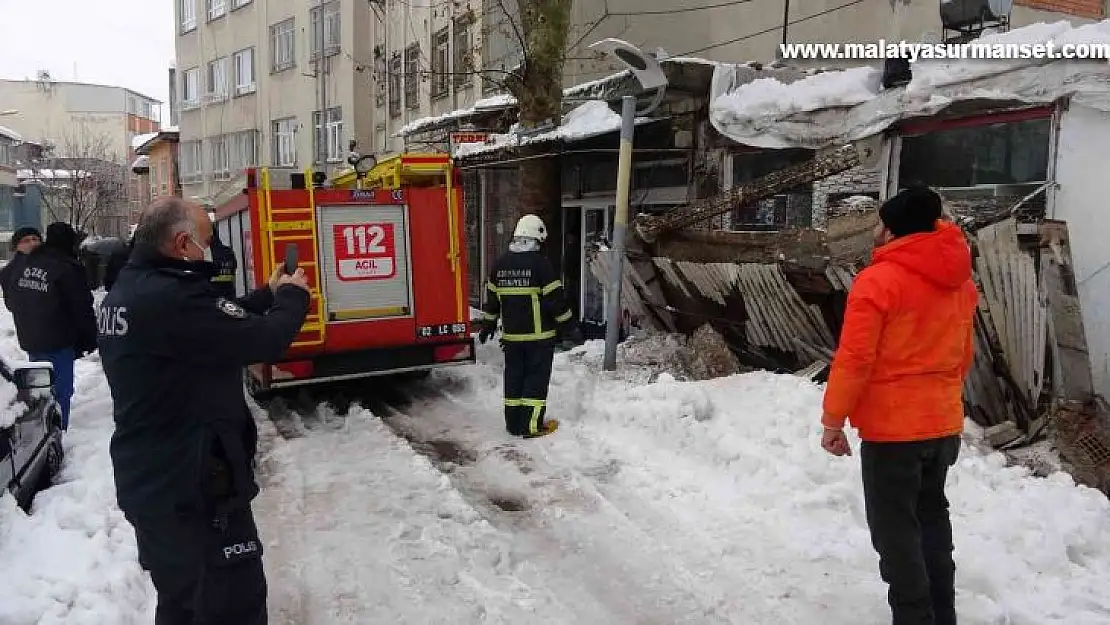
left=172, top=0, right=376, bottom=204
left=0, top=77, right=162, bottom=233
left=133, top=129, right=182, bottom=209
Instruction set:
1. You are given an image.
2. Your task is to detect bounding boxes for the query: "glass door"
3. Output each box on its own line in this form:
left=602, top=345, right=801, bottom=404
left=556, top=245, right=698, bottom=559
left=580, top=205, right=614, bottom=328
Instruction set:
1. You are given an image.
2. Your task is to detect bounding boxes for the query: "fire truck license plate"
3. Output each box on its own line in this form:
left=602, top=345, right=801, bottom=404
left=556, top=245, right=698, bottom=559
left=417, top=324, right=467, bottom=338
left=333, top=223, right=396, bottom=281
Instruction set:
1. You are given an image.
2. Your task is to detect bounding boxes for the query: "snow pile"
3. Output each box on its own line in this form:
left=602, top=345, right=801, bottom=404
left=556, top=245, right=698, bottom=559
left=0, top=315, right=155, bottom=622
left=912, top=19, right=1110, bottom=90
left=710, top=18, right=1110, bottom=148
left=429, top=342, right=1110, bottom=623
left=711, top=66, right=880, bottom=125
left=455, top=100, right=644, bottom=158
left=0, top=124, right=22, bottom=142
left=130, top=132, right=159, bottom=150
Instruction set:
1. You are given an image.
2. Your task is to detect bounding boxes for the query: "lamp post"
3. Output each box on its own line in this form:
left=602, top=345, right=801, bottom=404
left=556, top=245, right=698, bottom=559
left=587, top=38, right=669, bottom=371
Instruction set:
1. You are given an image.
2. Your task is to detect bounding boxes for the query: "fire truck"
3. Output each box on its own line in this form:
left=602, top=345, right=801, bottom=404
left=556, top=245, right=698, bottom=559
left=213, top=153, right=475, bottom=397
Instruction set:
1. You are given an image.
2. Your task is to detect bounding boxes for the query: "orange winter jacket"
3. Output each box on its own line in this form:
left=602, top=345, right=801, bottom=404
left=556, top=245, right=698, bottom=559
left=821, top=221, right=978, bottom=442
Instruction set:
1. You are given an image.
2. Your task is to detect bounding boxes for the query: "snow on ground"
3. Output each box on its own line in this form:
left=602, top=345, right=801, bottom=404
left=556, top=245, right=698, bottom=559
left=2, top=288, right=1110, bottom=623
left=0, top=306, right=155, bottom=624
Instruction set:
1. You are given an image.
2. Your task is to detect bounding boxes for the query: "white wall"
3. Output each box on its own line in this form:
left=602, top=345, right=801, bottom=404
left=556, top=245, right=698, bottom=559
left=1052, top=103, right=1110, bottom=400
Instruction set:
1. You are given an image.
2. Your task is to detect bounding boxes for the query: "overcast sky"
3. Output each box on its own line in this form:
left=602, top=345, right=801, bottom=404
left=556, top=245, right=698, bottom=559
left=0, top=0, right=175, bottom=118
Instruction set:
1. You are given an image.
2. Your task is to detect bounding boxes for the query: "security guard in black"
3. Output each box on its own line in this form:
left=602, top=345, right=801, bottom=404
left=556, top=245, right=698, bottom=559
left=98, top=199, right=310, bottom=625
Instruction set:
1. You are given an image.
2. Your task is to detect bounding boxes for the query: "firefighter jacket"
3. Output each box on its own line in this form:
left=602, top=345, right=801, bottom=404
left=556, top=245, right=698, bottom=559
left=210, top=239, right=238, bottom=299
left=481, top=250, right=576, bottom=343
left=98, top=247, right=310, bottom=517
left=4, top=244, right=98, bottom=355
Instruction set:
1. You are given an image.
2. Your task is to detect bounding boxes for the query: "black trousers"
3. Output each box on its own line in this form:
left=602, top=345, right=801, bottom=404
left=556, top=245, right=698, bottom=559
left=861, top=435, right=961, bottom=625
left=502, top=342, right=555, bottom=436
left=126, top=506, right=267, bottom=625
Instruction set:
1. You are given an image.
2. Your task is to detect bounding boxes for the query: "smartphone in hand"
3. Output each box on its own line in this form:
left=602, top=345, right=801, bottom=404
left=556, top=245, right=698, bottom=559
left=283, top=244, right=299, bottom=275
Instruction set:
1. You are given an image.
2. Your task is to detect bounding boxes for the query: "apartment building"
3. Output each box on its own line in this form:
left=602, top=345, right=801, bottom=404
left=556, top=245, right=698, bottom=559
left=380, top=0, right=1102, bottom=153
left=0, top=76, right=162, bottom=231
left=173, top=0, right=376, bottom=203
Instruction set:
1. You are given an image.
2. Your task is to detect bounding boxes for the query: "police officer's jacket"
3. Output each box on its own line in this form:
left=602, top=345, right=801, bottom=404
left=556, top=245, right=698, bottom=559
left=98, top=247, right=310, bottom=517
left=4, top=244, right=97, bottom=354
left=481, top=249, right=574, bottom=343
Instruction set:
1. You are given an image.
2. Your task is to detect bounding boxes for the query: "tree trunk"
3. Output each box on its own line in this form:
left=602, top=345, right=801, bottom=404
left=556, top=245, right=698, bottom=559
left=508, top=0, right=571, bottom=274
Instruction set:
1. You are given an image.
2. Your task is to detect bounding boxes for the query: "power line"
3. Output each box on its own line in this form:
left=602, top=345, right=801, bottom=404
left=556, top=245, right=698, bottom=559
left=675, top=0, right=865, bottom=57
left=609, top=0, right=758, bottom=16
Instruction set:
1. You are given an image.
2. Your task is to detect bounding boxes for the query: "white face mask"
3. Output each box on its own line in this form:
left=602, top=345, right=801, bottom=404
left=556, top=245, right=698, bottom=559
left=188, top=236, right=213, bottom=263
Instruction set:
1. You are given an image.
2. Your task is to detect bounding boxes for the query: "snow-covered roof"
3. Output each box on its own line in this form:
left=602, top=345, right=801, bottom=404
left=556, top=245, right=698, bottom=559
left=710, top=19, right=1110, bottom=149
left=455, top=100, right=656, bottom=158
left=163, top=125, right=179, bottom=133
left=17, top=168, right=90, bottom=180
left=0, top=124, right=22, bottom=142
left=131, top=132, right=159, bottom=149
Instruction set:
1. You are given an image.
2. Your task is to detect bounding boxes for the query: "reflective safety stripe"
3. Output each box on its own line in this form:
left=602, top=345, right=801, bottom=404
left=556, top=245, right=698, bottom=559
left=521, top=398, right=546, bottom=434
left=494, top=286, right=542, bottom=296
left=501, top=330, right=557, bottom=342
left=211, top=275, right=234, bottom=283
left=504, top=398, right=523, bottom=406
left=555, top=310, right=573, bottom=323
left=541, top=280, right=562, bottom=295
left=486, top=281, right=498, bottom=294
left=531, top=294, right=542, bottom=336
left=481, top=311, right=498, bottom=321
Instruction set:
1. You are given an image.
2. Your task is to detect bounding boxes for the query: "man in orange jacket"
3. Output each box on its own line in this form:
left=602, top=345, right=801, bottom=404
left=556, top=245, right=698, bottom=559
left=821, top=186, right=977, bottom=625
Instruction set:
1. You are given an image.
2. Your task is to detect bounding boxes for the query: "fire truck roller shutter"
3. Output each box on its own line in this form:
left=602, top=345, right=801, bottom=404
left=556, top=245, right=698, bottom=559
left=318, top=203, right=414, bottom=321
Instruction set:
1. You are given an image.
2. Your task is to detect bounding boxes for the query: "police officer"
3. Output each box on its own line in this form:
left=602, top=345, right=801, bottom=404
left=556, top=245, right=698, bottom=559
left=98, top=197, right=310, bottom=625
left=477, top=214, right=583, bottom=438
left=209, top=227, right=238, bottom=299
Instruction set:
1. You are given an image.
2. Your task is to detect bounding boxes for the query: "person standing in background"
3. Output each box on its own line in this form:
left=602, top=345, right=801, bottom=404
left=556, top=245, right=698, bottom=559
left=4, top=222, right=98, bottom=430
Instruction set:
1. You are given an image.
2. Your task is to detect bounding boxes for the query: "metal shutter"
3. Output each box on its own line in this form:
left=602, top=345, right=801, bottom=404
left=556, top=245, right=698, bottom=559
left=317, top=203, right=413, bottom=321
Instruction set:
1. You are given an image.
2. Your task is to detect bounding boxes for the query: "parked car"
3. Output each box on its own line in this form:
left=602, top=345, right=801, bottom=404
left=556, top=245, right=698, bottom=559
left=0, top=359, right=64, bottom=510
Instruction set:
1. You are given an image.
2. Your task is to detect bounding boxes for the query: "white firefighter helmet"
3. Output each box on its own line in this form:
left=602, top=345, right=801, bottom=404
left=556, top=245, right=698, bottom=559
left=513, top=214, right=547, bottom=242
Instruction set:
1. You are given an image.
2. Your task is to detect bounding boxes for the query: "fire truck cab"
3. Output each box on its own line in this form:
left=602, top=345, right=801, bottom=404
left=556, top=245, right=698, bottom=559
left=213, top=153, right=475, bottom=397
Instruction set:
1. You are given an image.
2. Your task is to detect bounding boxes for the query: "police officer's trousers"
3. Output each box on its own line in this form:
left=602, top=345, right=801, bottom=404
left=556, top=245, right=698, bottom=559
left=502, top=342, right=555, bottom=436
left=126, top=505, right=267, bottom=625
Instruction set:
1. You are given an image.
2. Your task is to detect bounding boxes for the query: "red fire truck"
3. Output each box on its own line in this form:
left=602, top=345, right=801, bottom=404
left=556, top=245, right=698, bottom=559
left=213, top=153, right=475, bottom=397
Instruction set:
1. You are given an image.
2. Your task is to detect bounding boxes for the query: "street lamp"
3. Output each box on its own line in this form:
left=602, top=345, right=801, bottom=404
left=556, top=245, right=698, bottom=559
left=587, top=38, right=669, bottom=371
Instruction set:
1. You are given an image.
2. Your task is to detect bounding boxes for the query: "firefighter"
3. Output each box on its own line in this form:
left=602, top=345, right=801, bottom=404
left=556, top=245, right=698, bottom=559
left=477, top=214, right=583, bottom=438
left=98, top=197, right=310, bottom=624
left=209, top=227, right=238, bottom=299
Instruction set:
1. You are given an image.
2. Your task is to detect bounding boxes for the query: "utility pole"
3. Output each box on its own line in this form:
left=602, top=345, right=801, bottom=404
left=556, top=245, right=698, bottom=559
left=602, top=95, right=636, bottom=371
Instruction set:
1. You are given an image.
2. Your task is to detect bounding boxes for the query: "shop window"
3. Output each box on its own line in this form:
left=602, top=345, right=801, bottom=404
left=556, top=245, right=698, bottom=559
left=730, top=148, right=814, bottom=230
left=898, top=117, right=1051, bottom=189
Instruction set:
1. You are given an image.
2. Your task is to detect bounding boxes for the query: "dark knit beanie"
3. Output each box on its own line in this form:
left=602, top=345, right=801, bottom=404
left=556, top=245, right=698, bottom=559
left=10, top=226, right=41, bottom=251
left=45, top=222, right=78, bottom=255
left=879, top=186, right=943, bottom=237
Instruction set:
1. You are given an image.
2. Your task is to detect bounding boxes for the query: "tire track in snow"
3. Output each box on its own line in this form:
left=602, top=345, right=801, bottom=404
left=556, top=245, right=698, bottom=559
left=374, top=388, right=761, bottom=624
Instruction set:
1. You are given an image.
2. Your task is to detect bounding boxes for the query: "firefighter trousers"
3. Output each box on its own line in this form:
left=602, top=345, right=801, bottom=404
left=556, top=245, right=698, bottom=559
left=502, top=342, right=555, bottom=436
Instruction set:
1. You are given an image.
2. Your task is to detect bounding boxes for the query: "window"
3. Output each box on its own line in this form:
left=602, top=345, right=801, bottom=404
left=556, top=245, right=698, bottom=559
left=180, top=141, right=203, bottom=184
left=206, top=57, right=229, bottom=101
left=0, top=138, right=12, bottom=167
left=898, top=117, right=1051, bottom=189
left=388, top=53, right=402, bottom=118
left=180, top=0, right=197, bottom=32
left=208, top=136, right=231, bottom=180
left=730, top=149, right=815, bottom=230
left=431, top=28, right=449, bottom=99
left=271, top=18, right=296, bottom=73
left=207, top=0, right=226, bottom=21
left=313, top=108, right=343, bottom=164
left=453, top=16, right=474, bottom=88
left=271, top=118, right=297, bottom=167
left=233, top=48, right=255, bottom=95
left=181, top=67, right=200, bottom=109
left=230, top=130, right=259, bottom=171
left=232, top=0, right=251, bottom=8
left=374, top=47, right=387, bottom=108
left=310, top=1, right=341, bottom=59
left=481, top=0, right=523, bottom=94
left=404, top=44, right=420, bottom=109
